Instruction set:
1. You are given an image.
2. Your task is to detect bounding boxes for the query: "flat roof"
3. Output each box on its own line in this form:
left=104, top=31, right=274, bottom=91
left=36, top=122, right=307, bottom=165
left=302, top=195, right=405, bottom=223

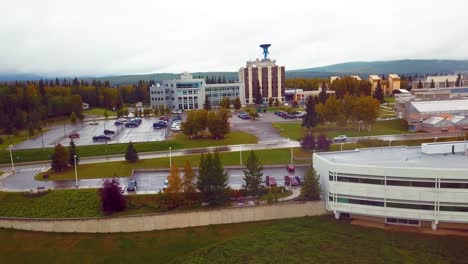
left=411, top=99, right=468, bottom=113
left=315, top=144, right=468, bottom=169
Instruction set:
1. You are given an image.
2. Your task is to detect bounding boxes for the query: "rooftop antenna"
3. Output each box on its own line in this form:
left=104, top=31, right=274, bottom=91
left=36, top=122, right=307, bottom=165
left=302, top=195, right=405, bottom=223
left=259, top=44, right=271, bottom=61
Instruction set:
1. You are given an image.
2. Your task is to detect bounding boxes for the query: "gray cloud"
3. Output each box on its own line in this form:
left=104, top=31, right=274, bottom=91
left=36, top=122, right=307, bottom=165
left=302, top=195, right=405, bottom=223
left=2, top=0, right=468, bottom=77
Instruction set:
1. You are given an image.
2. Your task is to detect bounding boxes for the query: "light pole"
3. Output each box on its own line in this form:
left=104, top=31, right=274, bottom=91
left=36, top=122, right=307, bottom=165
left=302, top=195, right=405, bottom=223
left=9, top=145, right=15, bottom=173
left=388, top=140, right=392, bottom=147
left=340, top=143, right=344, bottom=151
left=290, top=147, right=294, bottom=165
left=40, top=127, right=44, bottom=150
left=63, top=122, right=67, bottom=137
left=434, top=137, right=438, bottom=143
left=240, top=145, right=243, bottom=166
left=74, top=155, right=79, bottom=188
left=169, top=147, right=172, bottom=167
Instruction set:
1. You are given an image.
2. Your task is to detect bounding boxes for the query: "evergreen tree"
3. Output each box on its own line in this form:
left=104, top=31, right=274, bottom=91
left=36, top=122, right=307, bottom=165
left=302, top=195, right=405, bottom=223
left=203, top=95, right=212, bottom=111
left=302, top=96, right=319, bottom=131
left=301, top=133, right=315, bottom=150
left=373, top=80, right=384, bottom=104
left=233, top=97, right=241, bottom=110
left=51, top=144, right=69, bottom=172
left=197, top=152, right=229, bottom=204
left=125, top=141, right=139, bottom=163
left=318, top=81, right=328, bottom=104
left=99, top=178, right=126, bottom=214
left=316, top=134, right=331, bottom=151
left=274, top=98, right=280, bottom=106
left=417, top=79, right=423, bottom=88
left=300, top=167, right=321, bottom=200
left=183, top=160, right=197, bottom=193
left=68, top=139, right=79, bottom=166
left=254, top=80, right=263, bottom=105
left=455, top=74, right=462, bottom=87
left=430, top=79, right=435, bottom=88
left=242, top=151, right=264, bottom=196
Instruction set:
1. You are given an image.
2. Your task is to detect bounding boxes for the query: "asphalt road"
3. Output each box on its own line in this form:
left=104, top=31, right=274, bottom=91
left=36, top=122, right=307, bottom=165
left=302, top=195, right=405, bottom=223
left=1, top=165, right=308, bottom=193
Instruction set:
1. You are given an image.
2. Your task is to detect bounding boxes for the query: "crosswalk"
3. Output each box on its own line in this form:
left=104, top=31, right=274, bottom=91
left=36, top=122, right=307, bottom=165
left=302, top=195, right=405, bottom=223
left=19, top=167, right=48, bottom=172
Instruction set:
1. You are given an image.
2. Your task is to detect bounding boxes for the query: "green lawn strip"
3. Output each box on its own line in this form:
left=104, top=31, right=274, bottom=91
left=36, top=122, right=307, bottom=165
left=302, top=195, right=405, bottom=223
left=273, top=119, right=409, bottom=140
left=36, top=148, right=311, bottom=181
left=0, top=216, right=466, bottom=263
left=0, top=131, right=258, bottom=164
left=179, top=216, right=467, bottom=264
left=259, top=190, right=292, bottom=201
left=0, top=189, right=102, bottom=218
left=83, top=107, right=117, bottom=117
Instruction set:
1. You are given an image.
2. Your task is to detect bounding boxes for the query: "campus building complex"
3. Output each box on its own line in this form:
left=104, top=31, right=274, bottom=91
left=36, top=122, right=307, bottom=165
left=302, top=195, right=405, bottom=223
left=150, top=72, right=244, bottom=110
left=314, top=142, right=468, bottom=231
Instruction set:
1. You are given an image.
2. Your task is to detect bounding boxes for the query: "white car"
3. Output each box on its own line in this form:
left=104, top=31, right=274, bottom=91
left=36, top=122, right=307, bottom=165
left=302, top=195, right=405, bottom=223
left=89, top=120, right=99, bottom=125
left=295, top=111, right=307, bottom=118
left=333, top=135, right=348, bottom=142
left=171, top=124, right=181, bottom=132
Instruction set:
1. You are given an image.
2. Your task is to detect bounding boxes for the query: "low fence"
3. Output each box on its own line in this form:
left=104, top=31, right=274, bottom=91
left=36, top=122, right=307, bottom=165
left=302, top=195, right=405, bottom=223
left=0, top=201, right=326, bottom=233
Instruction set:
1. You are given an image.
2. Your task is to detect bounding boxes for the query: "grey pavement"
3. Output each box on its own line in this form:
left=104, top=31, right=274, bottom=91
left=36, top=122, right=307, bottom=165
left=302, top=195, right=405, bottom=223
left=1, top=164, right=308, bottom=193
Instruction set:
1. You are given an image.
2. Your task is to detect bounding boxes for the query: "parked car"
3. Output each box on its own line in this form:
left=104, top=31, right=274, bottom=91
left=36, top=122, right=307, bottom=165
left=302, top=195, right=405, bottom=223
left=171, top=124, right=181, bottom=132
left=333, top=135, right=348, bottom=142
left=287, top=164, right=295, bottom=172
left=114, top=120, right=125, bottom=125
left=89, top=120, right=99, bottom=125
left=153, top=122, right=167, bottom=129
left=284, top=175, right=299, bottom=186
left=171, top=109, right=182, bottom=115
left=265, top=176, right=277, bottom=187
left=127, top=179, right=137, bottom=192
left=92, top=135, right=111, bottom=141
left=159, top=116, right=170, bottom=121
left=295, top=176, right=305, bottom=185
left=172, top=115, right=182, bottom=121
left=163, top=179, right=169, bottom=191
left=68, top=132, right=80, bottom=139
left=103, top=129, right=115, bottom=135
left=295, top=111, right=307, bottom=118
left=283, top=114, right=296, bottom=119
left=125, top=122, right=139, bottom=128
left=238, top=113, right=250, bottom=119
left=130, top=118, right=142, bottom=124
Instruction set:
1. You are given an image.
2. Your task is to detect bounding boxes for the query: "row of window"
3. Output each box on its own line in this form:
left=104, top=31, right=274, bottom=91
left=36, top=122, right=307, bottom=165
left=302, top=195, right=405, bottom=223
left=205, top=87, right=240, bottom=92
left=178, top=103, right=199, bottom=110
left=207, top=93, right=239, bottom=98
left=329, top=173, right=468, bottom=189
left=329, top=193, right=468, bottom=212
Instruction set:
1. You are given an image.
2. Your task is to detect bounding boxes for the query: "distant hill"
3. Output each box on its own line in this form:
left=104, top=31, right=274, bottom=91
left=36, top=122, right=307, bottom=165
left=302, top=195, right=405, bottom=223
left=293, top=59, right=468, bottom=75
left=3, top=59, right=468, bottom=84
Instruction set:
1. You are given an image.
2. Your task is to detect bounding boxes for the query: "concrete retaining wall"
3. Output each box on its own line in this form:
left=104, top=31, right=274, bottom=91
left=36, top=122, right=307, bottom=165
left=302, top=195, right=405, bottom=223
left=0, top=201, right=326, bottom=233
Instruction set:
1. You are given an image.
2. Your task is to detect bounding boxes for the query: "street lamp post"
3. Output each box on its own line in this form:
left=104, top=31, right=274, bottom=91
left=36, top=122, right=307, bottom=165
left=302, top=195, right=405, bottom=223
left=340, top=143, right=344, bottom=151
left=63, top=122, right=66, bottom=137
left=290, top=147, right=294, bottom=165
left=240, top=145, right=243, bottom=166
left=434, top=137, right=438, bottom=143
left=40, top=127, right=44, bottom=150
left=9, top=145, right=15, bottom=173
left=389, top=140, right=392, bottom=147
left=74, top=155, right=78, bottom=188
left=169, top=147, right=172, bottom=167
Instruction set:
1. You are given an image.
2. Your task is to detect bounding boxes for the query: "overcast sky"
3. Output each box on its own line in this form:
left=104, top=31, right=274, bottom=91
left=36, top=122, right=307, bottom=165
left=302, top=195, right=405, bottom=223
left=2, top=0, right=468, bottom=77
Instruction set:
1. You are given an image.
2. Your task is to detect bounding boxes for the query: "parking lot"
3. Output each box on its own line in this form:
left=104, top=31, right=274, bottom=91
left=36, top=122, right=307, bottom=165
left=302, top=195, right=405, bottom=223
left=13, top=116, right=177, bottom=150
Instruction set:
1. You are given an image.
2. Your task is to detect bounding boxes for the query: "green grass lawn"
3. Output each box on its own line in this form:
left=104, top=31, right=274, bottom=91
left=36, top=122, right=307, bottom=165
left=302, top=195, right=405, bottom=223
left=0, top=189, right=102, bottom=218
left=83, top=107, right=117, bottom=117
left=0, top=131, right=258, bottom=164
left=0, top=216, right=466, bottom=263
left=36, top=148, right=310, bottom=181
left=273, top=119, right=409, bottom=140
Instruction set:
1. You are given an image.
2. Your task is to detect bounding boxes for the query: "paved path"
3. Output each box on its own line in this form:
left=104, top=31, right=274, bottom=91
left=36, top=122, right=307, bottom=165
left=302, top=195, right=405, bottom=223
left=279, top=187, right=301, bottom=201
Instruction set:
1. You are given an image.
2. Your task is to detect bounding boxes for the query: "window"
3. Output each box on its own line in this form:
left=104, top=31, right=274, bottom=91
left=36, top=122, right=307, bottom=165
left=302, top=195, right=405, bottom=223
left=386, top=218, right=420, bottom=226
left=386, top=202, right=434, bottom=211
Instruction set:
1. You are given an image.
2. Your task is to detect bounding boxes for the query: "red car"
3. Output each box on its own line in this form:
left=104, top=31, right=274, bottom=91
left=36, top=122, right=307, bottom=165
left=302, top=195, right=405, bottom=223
left=284, top=175, right=299, bottom=186
left=287, top=164, right=295, bottom=172
left=265, top=176, right=277, bottom=187
left=159, top=116, right=170, bottom=121
left=68, top=132, right=80, bottom=139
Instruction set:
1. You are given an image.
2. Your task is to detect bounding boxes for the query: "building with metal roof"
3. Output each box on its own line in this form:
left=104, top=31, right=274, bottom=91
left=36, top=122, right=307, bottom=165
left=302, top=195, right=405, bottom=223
left=313, top=141, right=468, bottom=231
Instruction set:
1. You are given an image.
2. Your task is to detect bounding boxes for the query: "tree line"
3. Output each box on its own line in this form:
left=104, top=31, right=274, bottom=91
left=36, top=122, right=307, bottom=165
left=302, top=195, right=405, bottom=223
left=0, top=78, right=151, bottom=134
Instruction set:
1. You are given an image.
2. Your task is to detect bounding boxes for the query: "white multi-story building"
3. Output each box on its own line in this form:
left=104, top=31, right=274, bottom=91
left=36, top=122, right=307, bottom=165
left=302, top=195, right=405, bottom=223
left=313, top=142, right=468, bottom=231
left=150, top=72, right=244, bottom=110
